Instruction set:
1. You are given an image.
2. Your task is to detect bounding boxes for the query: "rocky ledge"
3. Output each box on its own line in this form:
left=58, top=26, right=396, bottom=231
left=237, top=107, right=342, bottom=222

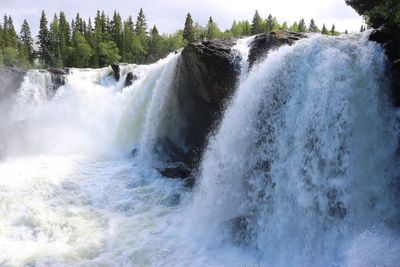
left=369, top=26, right=400, bottom=106
left=248, top=30, right=306, bottom=69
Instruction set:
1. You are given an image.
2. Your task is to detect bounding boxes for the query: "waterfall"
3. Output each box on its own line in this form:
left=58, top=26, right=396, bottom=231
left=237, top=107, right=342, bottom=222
left=188, top=33, right=400, bottom=266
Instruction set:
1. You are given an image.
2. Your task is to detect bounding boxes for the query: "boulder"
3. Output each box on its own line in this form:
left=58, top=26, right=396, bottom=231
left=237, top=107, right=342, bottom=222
left=176, top=39, right=240, bottom=157
left=158, top=163, right=191, bottom=179
left=125, top=71, right=137, bottom=87
left=111, top=63, right=120, bottom=81
left=47, top=68, right=67, bottom=92
left=180, top=39, right=238, bottom=106
left=248, top=30, right=306, bottom=69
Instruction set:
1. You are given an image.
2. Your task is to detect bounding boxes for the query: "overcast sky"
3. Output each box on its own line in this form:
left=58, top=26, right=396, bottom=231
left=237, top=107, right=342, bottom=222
left=1, top=0, right=363, bottom=35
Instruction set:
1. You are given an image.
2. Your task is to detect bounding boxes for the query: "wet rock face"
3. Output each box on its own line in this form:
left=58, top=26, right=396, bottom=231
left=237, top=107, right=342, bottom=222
left=370, top=26, right=400, bottom=106
left=180, top=39, right=238, bottom=106
left=125, top=72, right=137, bottom=87
left=248, top=30, right=306, bottom=69
left=48, top=68, right=68, bottom=92
left=111, top=63, right=120, bottom=81
left=176, top=39, right=240, bottom=156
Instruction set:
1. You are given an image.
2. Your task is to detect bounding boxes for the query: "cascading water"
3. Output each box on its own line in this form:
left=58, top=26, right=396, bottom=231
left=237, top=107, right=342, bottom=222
left=188, top=33, right=400, bottom=266
left=1, top=32, right=399, bottom=267
left=0, top=53, right=191, bottom=266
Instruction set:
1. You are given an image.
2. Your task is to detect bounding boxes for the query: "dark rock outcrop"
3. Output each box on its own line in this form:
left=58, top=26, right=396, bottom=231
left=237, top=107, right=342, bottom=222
left=48, top=68, right=68, bottom=91
left=174, top=33, right=306, bottom=168
left=249, top=30, right=306, bottom=69
left=125, top=72, right=137, bottom=87
left=111, top=63, right=120, bottom=81
left=370, top=26, right=400, bottom=106
left=176, top=39, right=239, bottom=160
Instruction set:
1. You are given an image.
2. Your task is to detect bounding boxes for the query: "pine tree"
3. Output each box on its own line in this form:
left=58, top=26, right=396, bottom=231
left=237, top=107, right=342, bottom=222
left=266, top=14, right=274, bottom=32
left=50, top=14, right=61, bottom=67
left=148, top=25, right=162, bottom=62
left=110, top=11, right=123, bottom=54
left=68, top=31, right=93, bottom=67
left=298, top=18, right=307, bottom=32
left=2, top=15, right=18, bottom=48
left=309, top=19, right=318, bottom=32
left=37, top=10, right=51, bottom=66
left=0, top=22, right=3, bottom=50
left=135, top=8, right=147, bottom=35
left=73, top=13, right=83, bottom=34
left=19, top=19, right=35, bottom=64
left=321, top=24, right=329, bottom=35
left=281, top=21, right=288, bottom=30
left=330, top=24, right=336, bottom=35
left=59, top=12, right=70, bottom=65
left=290, top=22, right=299, bottom=32
left=251, top=10, right=264, bottom=35
left=183, top=13, right=195, bottom=42
left=206, top=17, right=220, bottom=40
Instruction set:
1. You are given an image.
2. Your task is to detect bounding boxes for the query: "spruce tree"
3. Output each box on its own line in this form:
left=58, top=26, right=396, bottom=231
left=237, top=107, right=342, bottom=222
left=321, top=24, right=329, bottom=35
left=59, top=12, right=70, bottom=65
left=309, top=19, right=318, bottom=32
left=298, top=18, right=307, bottom=32
left=0, top=22, right=3, bottom=50
left=281, top=21, right=288, bottom=30
left=251, top=10, right=263, bottom=35
left=149, top=25, right=162, bottom=62
left=50, top=14, right=61, bottom=67
left=7, top=16, right=18, bottom=48
left=37, top=10, right=51, bottom=66
left=135, top=8, right=147, bottom=35
left=111, top=11, right=123, bottom=53
left=330, top=24, right=336, bottom=35
left=206, top=17, right=220, bottom=40
left=183, top=13, right=195, bottom=42
left=19, top=19, right=35, bottom=64
left=266, top=14, right=274, bottom=32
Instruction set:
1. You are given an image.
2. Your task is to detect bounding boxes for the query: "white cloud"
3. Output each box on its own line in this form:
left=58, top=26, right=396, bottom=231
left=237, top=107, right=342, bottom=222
left=1, top=0, right=363, bottom=35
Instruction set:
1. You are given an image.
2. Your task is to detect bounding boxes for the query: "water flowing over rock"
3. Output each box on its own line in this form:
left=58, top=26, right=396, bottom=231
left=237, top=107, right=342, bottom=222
left=175, top=39, right=241, bottom=157
left=1, top=34, right=399, bottom=267
left=188, top=34, right=400, bottom=267
left=248, top=30, right=306, bottom=68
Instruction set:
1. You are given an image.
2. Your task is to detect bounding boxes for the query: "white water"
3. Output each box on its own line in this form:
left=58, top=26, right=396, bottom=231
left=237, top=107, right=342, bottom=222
left=1, top=34, right=399, bottom=267
left=188, top=33, right=400, bottom=266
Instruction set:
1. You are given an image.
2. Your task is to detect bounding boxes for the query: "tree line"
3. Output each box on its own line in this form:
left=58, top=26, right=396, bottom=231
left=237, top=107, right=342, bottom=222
left=0, top=9, right=359, bottom=68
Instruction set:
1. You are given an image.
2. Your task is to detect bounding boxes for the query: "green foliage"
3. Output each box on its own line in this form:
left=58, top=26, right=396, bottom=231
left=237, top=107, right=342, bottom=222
left=3, top=47, right=18, bottom=66
left=98, top=40, right=121, bottom=66
left=3, top=8, right=348, bottom=68
left=68, top=32, right=93, bottom=67
left=321, top=24, right=329, bottom=35
left=251, top=10, right=264, bottom=35
left=309, top=19, right=319, bottom=32
left=265, top=14, right=279, bottom=32
left=298, top=18, right=307, bottom=32
left=290, top=22, right=299, bottom=32
left=345, top=0, right=400, bottom=27
left=135, top=8, right=147, bottom=35
left=37, top=10, right=51, bottom=66
left=206, top=17, right=221, bottom=40
left=19, top=19, right=35, bottom=64
left=183, top=13, right=195, bottom=42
